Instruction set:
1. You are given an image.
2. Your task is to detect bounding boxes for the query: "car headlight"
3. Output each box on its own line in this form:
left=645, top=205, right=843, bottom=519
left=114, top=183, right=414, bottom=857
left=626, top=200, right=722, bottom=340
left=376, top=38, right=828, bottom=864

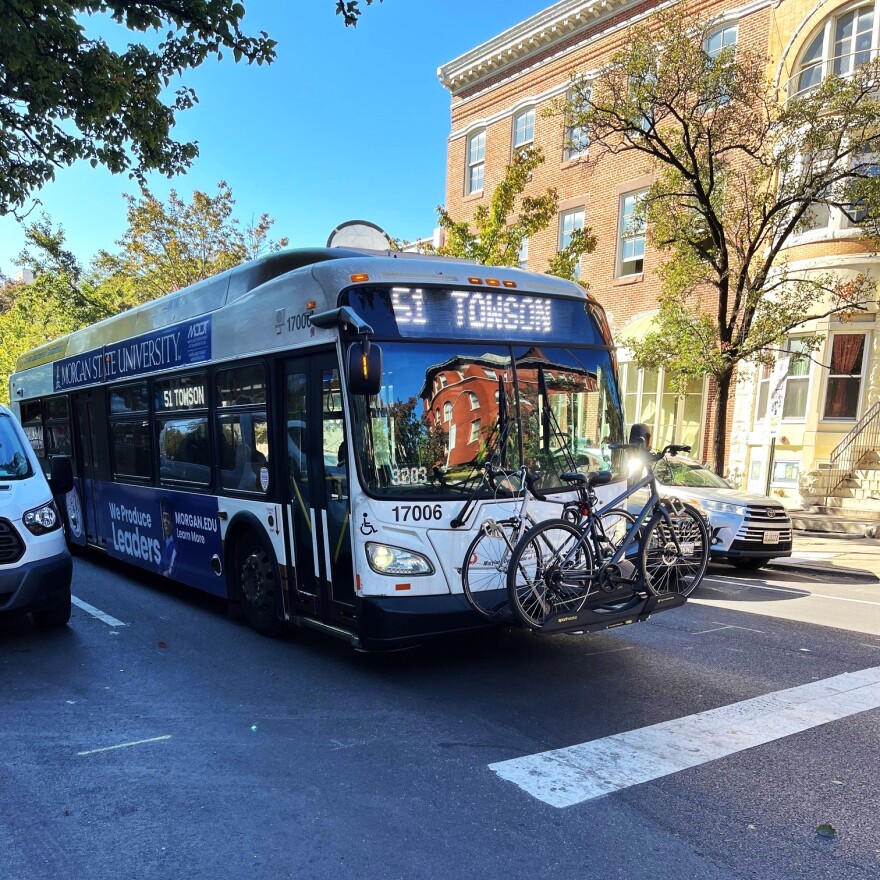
left=366, top=543, right=434, bottom=576
left=22, top=501, right=61, bottom=535
left=699, top=499, right=748, bottom=516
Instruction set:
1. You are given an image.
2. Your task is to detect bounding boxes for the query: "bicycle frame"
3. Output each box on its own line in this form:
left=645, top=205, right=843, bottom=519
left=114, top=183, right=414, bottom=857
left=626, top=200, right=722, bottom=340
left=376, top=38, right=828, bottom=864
left=548, top=462, right=690, bottom=590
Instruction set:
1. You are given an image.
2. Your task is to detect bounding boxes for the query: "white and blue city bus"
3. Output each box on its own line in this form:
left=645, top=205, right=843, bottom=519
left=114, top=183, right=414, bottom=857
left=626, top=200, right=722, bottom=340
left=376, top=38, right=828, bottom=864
left=10, top=248, right=684, bottom=648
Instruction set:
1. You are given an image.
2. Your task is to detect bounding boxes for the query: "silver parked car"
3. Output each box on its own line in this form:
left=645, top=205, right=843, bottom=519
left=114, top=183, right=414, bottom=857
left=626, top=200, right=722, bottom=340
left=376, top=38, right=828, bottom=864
left=652, top=455, right=792, bottom=571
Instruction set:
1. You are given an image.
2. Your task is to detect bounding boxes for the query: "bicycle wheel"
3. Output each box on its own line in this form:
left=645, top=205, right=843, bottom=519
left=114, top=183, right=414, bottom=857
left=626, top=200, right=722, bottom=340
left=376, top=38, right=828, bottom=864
left=597, top=507, right=636, bottom=557
left=506, top=519, right=594, bottom=629
left=462, top=522, right=518, bottom=620
left=640, top=502, right=709, bottom=597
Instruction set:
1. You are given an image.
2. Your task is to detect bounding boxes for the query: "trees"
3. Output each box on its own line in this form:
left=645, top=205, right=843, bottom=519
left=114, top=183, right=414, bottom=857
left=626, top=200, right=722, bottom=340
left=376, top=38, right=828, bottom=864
left=566, top=6, right=880, bottom=471
left=93, top=181, right=288, bottom=311
left=1, top=182, right=286, bottom=402
left=433, top=145, right=596, bottom=281
left=337, top=0, right=382, bottom=26
left=0, top=1, right=276, bottom=218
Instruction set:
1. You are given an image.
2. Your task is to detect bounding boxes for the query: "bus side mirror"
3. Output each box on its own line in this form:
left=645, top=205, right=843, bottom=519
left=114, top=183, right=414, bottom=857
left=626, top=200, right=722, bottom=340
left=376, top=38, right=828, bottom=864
left=49, top=455, right=74, bottom=495
left=347, top=341, right=383, bottom=396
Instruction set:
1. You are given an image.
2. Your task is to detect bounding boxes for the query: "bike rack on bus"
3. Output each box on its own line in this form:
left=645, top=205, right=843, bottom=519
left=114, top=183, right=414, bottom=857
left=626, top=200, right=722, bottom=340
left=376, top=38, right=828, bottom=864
left=532, top=591, right=686, bottom=636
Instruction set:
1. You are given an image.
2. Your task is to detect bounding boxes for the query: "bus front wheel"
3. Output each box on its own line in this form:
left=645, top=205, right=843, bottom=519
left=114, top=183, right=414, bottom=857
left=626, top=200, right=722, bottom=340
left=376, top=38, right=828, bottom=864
left=235, top=531, right=285, bottom=637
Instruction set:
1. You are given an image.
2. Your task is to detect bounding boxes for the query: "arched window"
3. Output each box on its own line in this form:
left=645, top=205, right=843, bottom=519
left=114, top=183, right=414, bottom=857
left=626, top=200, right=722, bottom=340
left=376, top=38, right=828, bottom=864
left=792, top=4, right=877, bottom=97
left=443, top=402, right=452, bottom=422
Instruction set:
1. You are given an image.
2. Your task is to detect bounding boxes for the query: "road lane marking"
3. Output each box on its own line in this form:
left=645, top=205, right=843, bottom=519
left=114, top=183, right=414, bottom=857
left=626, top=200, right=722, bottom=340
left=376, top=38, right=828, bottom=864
left=702, top=576, right=880, bottom=606
left=71, top=596, right=127, bottom=628
left=488, top=666, right=880, bottom=808
left=77, top=735, right=171, bottom=756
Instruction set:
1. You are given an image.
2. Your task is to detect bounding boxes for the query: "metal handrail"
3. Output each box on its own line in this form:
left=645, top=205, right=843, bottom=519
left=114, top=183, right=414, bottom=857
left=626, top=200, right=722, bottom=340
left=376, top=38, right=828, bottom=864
left=823, top=399, right=880, bottom=506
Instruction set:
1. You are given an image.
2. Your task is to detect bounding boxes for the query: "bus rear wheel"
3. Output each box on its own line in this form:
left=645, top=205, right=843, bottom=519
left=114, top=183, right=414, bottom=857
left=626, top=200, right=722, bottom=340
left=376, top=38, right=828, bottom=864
left=236, top=531, right=285, bottom=637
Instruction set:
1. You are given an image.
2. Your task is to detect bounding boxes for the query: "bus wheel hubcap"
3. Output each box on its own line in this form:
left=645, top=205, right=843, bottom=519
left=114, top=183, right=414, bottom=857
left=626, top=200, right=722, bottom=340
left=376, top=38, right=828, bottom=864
left=242, top=554, right=266, bottom=606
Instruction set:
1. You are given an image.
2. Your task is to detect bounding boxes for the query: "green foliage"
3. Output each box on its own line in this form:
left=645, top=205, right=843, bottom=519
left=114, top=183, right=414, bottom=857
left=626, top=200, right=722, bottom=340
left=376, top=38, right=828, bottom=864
left=433, top=146, right=596, bottom=282
left=92, top=181, right=288, bottom=310
left=1, top=182, right=285, bottom=402
left=567, top=3, right=880, bottom=466
left=0, top=1, right=277, bottom=217
left=336, top=0, right=382, bottom=26
left=0, top=274, right=79, bottom=405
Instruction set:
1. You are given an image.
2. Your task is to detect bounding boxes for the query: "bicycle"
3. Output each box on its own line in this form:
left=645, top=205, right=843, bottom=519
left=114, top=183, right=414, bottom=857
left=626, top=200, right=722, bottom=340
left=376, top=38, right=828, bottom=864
left=461, top=463, right=633, bottom=621
left=505, top=443, right=710, bottom=630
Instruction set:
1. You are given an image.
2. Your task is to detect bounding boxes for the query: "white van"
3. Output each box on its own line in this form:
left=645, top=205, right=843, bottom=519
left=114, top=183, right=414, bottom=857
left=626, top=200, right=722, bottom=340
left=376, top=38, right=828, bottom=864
left=0, top=403, right=73, bottom=626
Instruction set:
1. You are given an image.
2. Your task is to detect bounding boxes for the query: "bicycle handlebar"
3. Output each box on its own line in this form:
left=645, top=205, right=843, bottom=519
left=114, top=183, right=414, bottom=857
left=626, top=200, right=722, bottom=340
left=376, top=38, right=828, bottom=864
left=607, top=442, right=691, bottom=460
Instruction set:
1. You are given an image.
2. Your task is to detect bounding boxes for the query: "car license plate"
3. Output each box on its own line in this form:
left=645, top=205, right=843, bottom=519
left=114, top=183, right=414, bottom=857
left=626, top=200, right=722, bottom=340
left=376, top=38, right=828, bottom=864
left=763, top=531, right=780, bottom=544
left=680, top=542, right=695, bottom=555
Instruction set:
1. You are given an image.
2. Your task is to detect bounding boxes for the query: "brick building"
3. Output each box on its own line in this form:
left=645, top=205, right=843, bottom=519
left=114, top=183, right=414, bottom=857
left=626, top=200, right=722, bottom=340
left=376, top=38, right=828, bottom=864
left=438, top=0, right=880, bottom=508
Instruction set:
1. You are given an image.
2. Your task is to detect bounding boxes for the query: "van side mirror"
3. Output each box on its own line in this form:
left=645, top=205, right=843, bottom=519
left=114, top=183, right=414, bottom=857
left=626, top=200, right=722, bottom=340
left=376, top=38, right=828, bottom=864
left=628, top=423, right=652, bottom=449
left=347, top=341, right=383, bottom=396
left=49, top=455, right=74, bottom=495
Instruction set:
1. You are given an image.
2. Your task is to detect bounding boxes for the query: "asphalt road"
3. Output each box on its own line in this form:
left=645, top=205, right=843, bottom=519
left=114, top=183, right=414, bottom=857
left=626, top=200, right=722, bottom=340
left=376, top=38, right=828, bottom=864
left=1, top=553, right=879, bottom=880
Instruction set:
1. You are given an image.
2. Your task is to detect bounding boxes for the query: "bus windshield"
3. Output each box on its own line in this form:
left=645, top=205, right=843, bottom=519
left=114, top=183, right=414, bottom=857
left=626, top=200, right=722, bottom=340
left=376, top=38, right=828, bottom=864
left=349, top=341, right=624, bottom=499
left=0, top=414, right=34, bottom=480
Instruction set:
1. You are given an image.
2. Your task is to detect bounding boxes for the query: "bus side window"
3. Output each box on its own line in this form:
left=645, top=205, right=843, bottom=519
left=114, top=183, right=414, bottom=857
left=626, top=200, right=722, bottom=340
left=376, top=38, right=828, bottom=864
left=20, top=401, right=45, bottom=458
left=219, top=413, right=269, bottom=493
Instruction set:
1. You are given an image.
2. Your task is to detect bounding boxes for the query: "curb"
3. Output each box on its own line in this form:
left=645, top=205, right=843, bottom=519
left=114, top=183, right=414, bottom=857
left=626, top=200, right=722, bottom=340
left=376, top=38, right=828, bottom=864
left=766, top=561, right=880, bottom=584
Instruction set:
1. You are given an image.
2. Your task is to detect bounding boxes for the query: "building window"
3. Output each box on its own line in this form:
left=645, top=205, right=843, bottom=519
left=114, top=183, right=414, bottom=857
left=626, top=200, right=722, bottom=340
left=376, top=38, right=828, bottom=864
left=782, top=337, right=812, bottom=420
left=618, top=191, right=647, bottom=276
left=559, top=208, right=585, bottom=249
left=564, top=90, right=589, bottom=161
left=772, top=460, right=801, bottom=485
left=705, top=23, right=738, bottom=58
left=469, top=419, right=481, bottom=444
left=513, top=108, right=535, bottom=150
left=823, top=333, right=867, bottom=419
left=844, top=151, right=880, bottom=226
left=467, top=392, right=480, bottom=410
left=443, top=402, right=452, bottom=422
left=559, top=208, right=585, bottom=279
left=466, top=130, right=485, bottom=195
left=791, top=4, right=875, bottom=98
left=518, top=237, right=529, bottom=270
left=484, top=369, right=497, bottom=380
left=620, top=363, right=704, bottom=451
left=755, top=360, right=772, bottom=422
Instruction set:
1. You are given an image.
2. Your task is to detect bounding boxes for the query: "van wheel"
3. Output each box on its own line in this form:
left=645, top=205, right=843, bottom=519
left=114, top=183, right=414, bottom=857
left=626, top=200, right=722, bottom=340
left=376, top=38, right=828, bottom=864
left=730, top=558, right=766, bottom=571
left=236, top=531, right=285, bottom=637
left=32, top=591, right=72, bottom=628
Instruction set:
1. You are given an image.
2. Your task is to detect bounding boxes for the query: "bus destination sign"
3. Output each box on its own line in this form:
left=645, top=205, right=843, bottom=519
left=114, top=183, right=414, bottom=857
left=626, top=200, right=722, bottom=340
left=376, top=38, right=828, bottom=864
left=391, top=288, right=554, bottom=338
left=53, top=317, right=212, bottom=392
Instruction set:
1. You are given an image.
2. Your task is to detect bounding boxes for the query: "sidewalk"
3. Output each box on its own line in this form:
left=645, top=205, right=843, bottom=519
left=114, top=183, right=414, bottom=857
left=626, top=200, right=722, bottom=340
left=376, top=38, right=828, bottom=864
left=765, top=534, right=880, bottom=583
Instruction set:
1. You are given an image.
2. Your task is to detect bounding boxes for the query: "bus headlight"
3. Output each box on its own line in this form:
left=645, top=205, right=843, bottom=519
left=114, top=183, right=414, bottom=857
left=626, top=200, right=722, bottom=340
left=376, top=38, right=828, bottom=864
left=22, top=501, right=61, bottom=535
left=366, top=543, right=434, bottom=576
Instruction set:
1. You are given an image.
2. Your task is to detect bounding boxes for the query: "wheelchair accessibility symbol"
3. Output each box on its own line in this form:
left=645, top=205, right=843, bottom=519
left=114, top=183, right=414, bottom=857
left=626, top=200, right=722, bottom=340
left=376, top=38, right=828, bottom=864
left=359, top=514, right=378, bottom=536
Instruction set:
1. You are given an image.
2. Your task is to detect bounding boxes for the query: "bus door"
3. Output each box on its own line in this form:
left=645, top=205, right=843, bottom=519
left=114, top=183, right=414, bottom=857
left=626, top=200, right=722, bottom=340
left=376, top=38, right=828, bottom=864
left=283, top=352, right=356, bottom=624
left=70, top=389, right=109, bottom=546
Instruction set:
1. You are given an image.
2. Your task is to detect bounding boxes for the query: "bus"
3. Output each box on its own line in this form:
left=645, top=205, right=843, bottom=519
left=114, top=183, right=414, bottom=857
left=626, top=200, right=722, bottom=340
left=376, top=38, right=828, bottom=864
left=9, top=247, right=684, bottom=649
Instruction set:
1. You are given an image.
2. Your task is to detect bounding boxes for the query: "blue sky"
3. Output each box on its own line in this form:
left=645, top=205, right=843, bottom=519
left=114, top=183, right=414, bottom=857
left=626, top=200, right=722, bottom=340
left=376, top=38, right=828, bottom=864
left=0, top=0, right=547, bottom=276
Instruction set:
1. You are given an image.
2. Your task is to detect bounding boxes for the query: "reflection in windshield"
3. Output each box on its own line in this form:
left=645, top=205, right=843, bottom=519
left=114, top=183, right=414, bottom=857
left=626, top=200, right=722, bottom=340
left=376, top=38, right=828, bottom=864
left=0, top=415, right=33, bottom=479
left=350, top=343, right=624, bottom=498
left=654, top=457, right=730, bottom=489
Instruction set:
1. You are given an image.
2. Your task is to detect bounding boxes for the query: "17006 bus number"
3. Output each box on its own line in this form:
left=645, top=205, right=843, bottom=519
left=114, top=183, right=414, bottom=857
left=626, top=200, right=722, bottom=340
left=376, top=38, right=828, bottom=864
left=391, top=504, right=443, bottom=523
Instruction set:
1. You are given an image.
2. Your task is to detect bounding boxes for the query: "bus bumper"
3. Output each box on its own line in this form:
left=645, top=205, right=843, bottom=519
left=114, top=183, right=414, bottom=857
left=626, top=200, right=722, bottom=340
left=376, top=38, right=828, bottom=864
left=357, top=594, right=494, bottom=650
